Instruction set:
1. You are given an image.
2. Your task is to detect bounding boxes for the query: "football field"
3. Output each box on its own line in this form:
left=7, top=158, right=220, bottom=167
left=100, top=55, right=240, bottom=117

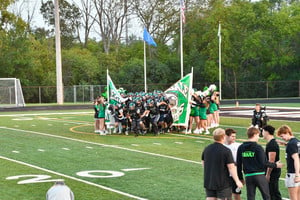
left=0, top=109, right=298, bottom=200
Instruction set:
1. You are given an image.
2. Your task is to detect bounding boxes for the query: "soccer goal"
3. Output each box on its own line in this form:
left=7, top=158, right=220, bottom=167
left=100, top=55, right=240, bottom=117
left=0, top=78, right=25, bottom=107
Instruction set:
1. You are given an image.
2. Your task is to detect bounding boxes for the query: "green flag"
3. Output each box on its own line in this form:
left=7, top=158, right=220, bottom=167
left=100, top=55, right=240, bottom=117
left=107, top=73, right=127, bottom=104
left=165, top=73, right=193, bottom=127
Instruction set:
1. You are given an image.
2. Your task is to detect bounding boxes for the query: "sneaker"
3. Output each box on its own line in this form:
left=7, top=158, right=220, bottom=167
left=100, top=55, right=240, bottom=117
left=193, top=129, right=199, bottom=134
left=186, top=129, right=191, bottom=134
left=205, top=130, right=210, bottom=135
left=199, top=128, right=204, bottom=134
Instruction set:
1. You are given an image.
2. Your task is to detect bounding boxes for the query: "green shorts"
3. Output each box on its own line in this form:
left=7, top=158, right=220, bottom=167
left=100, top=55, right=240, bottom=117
left=190, top=107, right=200, bottom=117
left=199, top=107, right=207, bottom=120
left=209, top=103, right=218, bottom=114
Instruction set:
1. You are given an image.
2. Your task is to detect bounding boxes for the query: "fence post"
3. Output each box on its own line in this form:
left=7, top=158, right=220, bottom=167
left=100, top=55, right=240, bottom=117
left=90, top=85, right=94, bottom=102
left=73, top=85, right=76, bottom=103
left=266, top=81, right=269, bottom=99
left=82, top=85, right=85, bottom=103
left=39, top=86, right=42, bottom=104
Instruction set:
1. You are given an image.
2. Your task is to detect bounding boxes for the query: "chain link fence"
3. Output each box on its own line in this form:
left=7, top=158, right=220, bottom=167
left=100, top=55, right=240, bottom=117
left=21, top=80, right=300, bottom=104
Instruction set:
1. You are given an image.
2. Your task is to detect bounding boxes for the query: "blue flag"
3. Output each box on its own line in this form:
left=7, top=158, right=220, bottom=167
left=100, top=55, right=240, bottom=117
left=143, top=28, right=157, bottom=47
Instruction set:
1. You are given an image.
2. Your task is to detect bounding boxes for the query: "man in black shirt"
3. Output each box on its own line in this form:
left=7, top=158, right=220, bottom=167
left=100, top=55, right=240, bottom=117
left=202, top=128, right=243, bottom=200
left=237, top=127, right=282, bottom=200
left=262, top=125, right=282, bottom=200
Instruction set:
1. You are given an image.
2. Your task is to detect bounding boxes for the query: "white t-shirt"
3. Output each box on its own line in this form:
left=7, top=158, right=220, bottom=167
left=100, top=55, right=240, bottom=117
left=46, top=185, right=74, bottom=200
left=224, top=142, right=241, bottom=163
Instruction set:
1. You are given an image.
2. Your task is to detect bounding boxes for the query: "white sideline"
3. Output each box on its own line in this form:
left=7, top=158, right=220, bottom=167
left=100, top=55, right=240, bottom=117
left=0, top=155, right=147, bottom=200
left=0, top=126, right=202, bottom=165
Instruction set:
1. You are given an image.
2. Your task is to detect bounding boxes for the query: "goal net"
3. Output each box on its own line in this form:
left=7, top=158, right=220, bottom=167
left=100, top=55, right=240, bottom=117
left=0, top=78, right=25, bottom=107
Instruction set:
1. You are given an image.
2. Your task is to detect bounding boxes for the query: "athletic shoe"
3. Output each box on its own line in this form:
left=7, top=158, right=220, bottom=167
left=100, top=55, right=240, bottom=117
left=205, top=130, right=210, bottom=135
left=186, top=129, right=191, bottom=134
left=193, top=129, right=199, bottom=134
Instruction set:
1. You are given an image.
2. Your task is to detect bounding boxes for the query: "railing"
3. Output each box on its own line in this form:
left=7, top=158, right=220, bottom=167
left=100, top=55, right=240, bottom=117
left=21, top=80, right=300, bottom=104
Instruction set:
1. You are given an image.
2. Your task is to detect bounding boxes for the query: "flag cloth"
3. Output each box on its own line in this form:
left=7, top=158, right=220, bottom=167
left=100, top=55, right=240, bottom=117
left=165, top=73, right=193, bottom=127
left=180, top=0, right=186, bottom=23
left=218, top=23, right=221, bottom=38
left=107, top=73, right=127, bottom=105
left=143, top=28, right=157, bottom=47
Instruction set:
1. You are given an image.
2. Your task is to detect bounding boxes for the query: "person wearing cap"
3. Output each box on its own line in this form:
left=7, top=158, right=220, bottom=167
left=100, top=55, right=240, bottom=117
left=277, top=125, right=300, bottom=200
left=202, top=128, right=243, bottom=200
left=262, top=125, right=282, bottom=200
left=46, top=181, right=74, bottom=200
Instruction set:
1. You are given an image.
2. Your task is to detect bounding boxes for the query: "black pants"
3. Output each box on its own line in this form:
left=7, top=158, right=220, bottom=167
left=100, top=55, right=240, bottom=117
left=269, top=175, right=282, bottom=200
left=245, top=174, right=270, bottom=200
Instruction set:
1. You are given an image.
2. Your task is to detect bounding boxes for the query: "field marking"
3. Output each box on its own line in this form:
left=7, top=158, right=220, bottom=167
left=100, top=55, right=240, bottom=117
left=0, top=112, right=93, bottom=117
left=0, top=126, right=201, bottom=165
left=0, top=155, right=147, bottom=200
left=121, top=168, right=150, bottom=172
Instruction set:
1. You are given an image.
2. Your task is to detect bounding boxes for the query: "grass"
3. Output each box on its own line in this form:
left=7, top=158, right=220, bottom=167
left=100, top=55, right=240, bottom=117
left=0, top=109, right=298, bottom=199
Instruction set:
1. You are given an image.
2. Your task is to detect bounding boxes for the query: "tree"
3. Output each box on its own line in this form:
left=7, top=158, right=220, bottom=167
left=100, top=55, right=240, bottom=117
left=40, top=0, right=82, bottom=48
left=93, top=0, right=132, bottom=53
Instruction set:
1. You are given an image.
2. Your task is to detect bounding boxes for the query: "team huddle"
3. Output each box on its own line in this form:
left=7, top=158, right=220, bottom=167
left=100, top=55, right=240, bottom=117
left=93, top=87, right=220, bottom=136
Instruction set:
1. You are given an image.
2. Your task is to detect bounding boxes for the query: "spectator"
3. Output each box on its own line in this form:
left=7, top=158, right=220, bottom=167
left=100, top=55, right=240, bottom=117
left=224, top=128, right=242, bottom=200
left=277, top=125, right=300, bottom=200
left=237, top=127, right=282, bottom=200
left=202, top=128, right=243, bottom=200
left=46, top=181, right=74, bottom=200
left=262, top=125, right=282, bottom=200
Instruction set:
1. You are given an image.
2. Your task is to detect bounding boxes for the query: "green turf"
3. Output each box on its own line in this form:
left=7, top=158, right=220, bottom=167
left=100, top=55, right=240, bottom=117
left=0, top=109, right=297, bottom=199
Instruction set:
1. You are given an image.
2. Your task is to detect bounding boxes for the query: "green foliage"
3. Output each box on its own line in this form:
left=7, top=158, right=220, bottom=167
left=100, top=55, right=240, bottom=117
left=0, top=0, right=299, bottom=96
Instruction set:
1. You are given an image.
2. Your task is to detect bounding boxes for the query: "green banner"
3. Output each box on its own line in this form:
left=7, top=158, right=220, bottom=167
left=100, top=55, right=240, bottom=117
left=107, top=74, right=127, bottom=104
left=165, top=73, right=193, bottom=127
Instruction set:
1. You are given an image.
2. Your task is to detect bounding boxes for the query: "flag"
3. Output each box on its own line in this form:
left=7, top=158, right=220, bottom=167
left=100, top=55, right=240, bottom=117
left=180, top=0, right=186, bottom=23
left=165, top=73, right=193, bottom=127
left=143, top=28, right=157, bottom=47
left=218, top=23, right=221, bottom=38
left=107, top=73, right=127, bottom=105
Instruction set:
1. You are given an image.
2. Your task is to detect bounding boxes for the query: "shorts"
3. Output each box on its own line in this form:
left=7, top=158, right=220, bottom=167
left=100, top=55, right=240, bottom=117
left=190, top=107, right=199, bottom=117
left=205, top=187, right=231, bottom=199
left=230, top=177, right=241, bottom=194
left=285, top=173, right=300, bottom=188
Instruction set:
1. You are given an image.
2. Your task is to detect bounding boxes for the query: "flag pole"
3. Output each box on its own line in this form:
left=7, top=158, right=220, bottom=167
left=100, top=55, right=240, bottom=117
left=218, top=22, right=222, bottom=100
left=144, top=41, right=147, bottom=93
left=180, top=4, right=184, bottom=79
left=107, top=69, right=110, bottom=103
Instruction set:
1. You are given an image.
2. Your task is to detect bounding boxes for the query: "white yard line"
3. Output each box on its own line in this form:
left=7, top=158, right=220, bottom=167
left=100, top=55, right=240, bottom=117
left=0, top=155, right=147, bottom=200
left=0, top=126, right=201, bottom=165
left=0, top=112, right=93, bottom=117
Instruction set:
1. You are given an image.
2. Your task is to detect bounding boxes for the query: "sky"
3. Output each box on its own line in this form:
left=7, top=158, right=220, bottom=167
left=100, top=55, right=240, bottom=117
left=8, top=0, right=142, bottom=41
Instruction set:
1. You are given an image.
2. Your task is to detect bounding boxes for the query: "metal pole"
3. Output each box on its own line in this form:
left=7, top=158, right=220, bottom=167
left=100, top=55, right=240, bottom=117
left=144, top=42, right=147, bottom=93
left=218, top=23, right=222, bottom=100
left=180, top=5, right=183, bottom=79
left=54, top=0, right=63, bottom=104
left=39, top=86, right=41, bottom=104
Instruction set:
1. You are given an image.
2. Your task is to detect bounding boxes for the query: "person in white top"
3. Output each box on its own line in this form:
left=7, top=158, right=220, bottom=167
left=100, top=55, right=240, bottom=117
left=224, top=128, right=242, bottom=200
left=46, top=181, right=74, bottom=200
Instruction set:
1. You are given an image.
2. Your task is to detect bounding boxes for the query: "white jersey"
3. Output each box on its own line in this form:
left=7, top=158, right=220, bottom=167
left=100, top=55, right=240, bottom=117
left=46, top=185, right=74, bottom=200
left=224, top=142, right=241, bottom=163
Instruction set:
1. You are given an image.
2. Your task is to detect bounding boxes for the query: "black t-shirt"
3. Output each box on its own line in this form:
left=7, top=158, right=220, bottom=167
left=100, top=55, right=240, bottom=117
left=265, top=138, right=281, bottom=177
left=201, top=142, right=234, bottom=190
left=286, top=137, right=300, bottom=173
